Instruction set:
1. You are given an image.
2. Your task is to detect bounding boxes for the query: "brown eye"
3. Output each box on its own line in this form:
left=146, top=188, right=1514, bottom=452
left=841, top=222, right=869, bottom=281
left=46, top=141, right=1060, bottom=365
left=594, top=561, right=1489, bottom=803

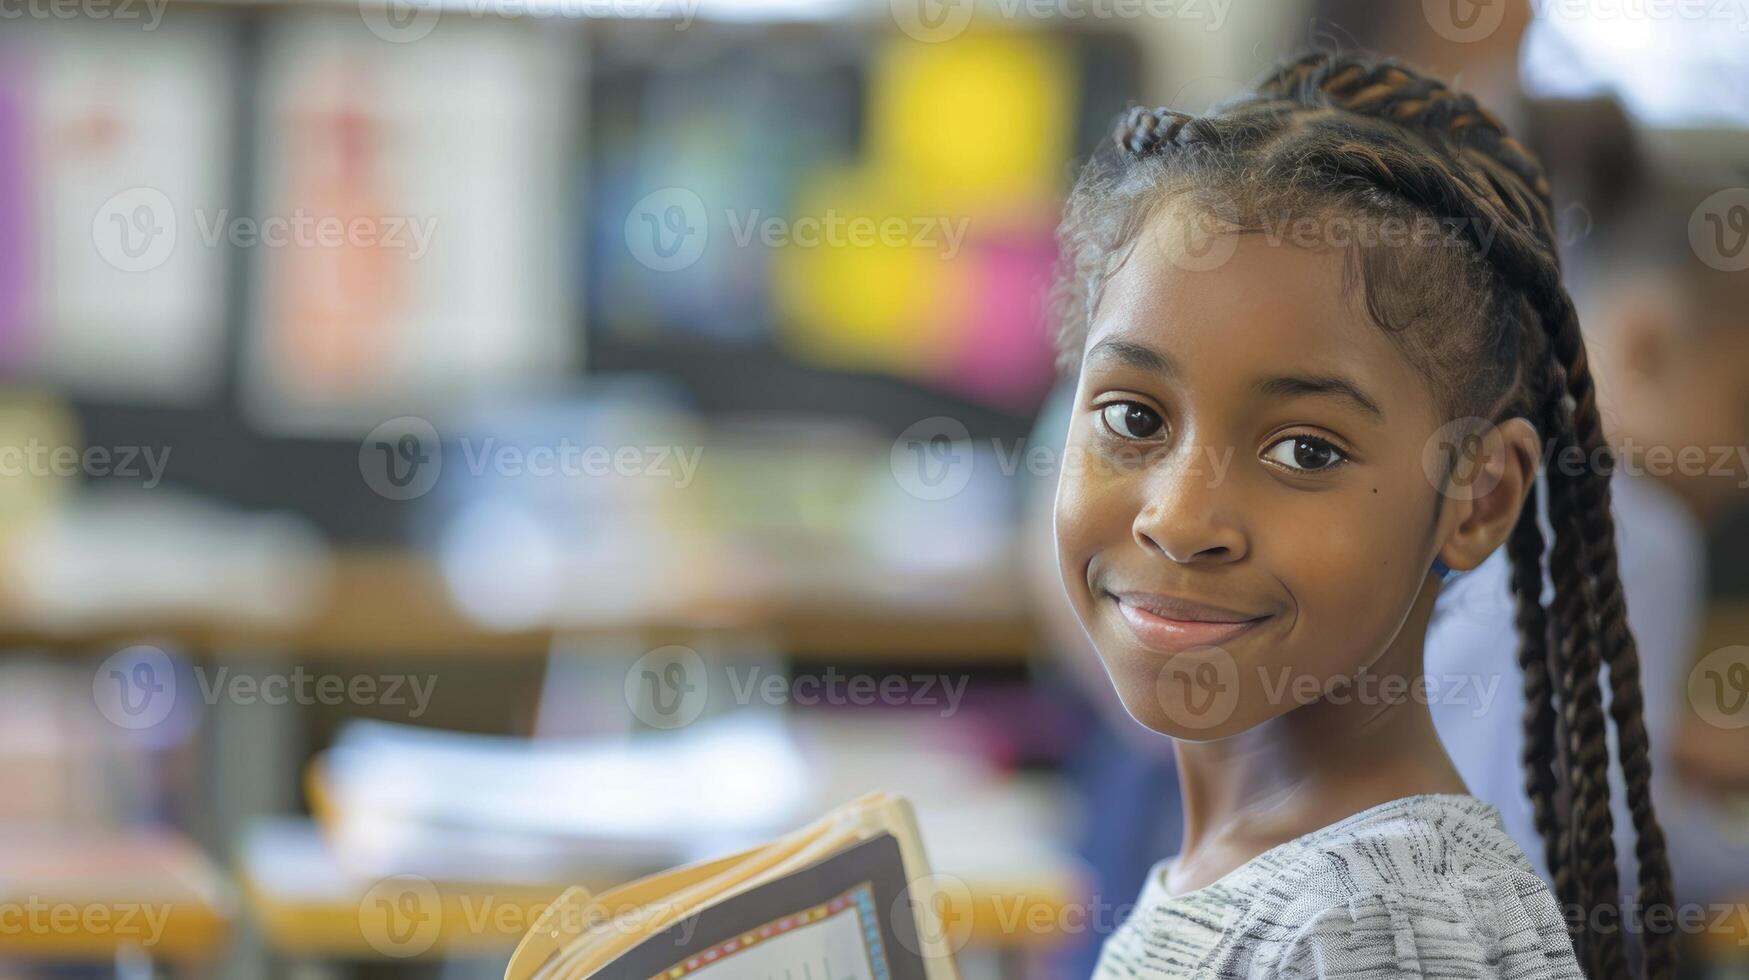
left=1099, top=402, right=1165, bottom=440
left=1263, top=435, right=1348, bottom=473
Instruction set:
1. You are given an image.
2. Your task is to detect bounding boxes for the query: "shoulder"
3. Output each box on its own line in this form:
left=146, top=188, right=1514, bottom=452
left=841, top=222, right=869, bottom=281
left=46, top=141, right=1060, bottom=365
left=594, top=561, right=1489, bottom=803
left=1240, top=796, right=1583, bottom=978
left=1294, top=792, right=1538, bottom=892
left=1256, top=879, right=1584, bottom=979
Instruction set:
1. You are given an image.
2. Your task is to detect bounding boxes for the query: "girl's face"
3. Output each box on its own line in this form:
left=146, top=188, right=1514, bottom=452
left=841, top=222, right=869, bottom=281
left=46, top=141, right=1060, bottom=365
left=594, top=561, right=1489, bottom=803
left=1054, top=208, right=1452, bottom=740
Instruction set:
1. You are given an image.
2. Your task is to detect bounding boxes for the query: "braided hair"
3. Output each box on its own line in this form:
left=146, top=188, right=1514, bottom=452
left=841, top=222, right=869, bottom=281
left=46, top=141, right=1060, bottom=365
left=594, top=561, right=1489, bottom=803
left=1054, top=52, right=1677, bottom=979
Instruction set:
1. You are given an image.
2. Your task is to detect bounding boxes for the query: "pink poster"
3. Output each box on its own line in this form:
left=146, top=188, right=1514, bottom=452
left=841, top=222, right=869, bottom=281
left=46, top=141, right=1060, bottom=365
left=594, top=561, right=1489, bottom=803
left=0, top=57, right=32, bottom=370
left=933, top=221, right=1060, bottom=413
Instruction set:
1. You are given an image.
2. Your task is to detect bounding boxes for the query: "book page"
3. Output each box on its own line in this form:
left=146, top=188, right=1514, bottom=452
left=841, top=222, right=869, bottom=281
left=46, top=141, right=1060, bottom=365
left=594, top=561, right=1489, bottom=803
left=661, top=884, right=885, bottom=980
left=595, top=834, right=933, bottom=980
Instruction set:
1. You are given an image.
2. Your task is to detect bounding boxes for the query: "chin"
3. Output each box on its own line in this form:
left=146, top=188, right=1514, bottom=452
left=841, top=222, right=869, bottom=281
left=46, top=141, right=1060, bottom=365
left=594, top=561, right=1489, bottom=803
left=1099, top=638, right=1259, bottom=742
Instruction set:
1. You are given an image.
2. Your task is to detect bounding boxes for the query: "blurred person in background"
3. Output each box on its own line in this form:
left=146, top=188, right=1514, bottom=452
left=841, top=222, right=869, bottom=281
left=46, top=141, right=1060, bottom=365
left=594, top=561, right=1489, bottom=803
left=1318, top=0, right=1749, bottom=939
left=1306, top=0, right=1532, bottom=125
left=1427, top=172, right=1749, bottom=923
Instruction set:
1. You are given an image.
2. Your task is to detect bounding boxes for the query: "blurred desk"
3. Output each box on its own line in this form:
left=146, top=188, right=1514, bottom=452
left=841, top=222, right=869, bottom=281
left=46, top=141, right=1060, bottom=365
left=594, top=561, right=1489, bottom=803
left=0, top=549, right=1035, bottom=662
left=1699, top=600, right=1749, bottom=659
left=0, top=832, right=232, bottom=962
left=1693, top=894, right=1749, bottom=968
left=238, top=818, right=1081, bottom=962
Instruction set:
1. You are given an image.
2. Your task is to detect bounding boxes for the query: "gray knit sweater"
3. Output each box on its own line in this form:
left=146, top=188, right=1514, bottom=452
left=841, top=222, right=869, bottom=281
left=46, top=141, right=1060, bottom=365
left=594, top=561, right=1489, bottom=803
left=1091, top=793, right=1585, bottom=978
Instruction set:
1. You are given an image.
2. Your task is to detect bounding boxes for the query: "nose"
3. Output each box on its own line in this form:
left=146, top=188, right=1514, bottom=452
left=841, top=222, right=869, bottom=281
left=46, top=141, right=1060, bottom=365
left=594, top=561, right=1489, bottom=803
left=1131, top=448, right=1248, bottom=564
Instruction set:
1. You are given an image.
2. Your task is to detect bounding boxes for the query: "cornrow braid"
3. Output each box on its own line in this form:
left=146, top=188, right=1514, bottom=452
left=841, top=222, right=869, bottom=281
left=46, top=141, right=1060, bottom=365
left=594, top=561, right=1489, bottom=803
left=1114, top=105, right=1225, bottom=157
left=1055, top=50, right=1678, bottom=978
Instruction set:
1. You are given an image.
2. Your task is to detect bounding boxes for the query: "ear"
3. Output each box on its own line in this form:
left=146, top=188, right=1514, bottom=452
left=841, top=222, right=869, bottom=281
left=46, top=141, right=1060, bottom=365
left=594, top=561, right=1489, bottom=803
left=1435, top=417, right=1541, bottom=574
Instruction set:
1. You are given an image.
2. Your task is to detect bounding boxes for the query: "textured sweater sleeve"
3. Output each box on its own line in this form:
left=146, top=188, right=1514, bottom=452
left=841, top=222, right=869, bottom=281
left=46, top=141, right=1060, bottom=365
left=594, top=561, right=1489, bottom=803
left=1262, top=874, right=1586, bottom=980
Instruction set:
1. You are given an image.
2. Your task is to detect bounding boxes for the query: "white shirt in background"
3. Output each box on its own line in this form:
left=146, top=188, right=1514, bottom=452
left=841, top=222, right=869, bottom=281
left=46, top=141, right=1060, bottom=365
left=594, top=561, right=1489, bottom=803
left=1427, top=470, right=1749, bottom=907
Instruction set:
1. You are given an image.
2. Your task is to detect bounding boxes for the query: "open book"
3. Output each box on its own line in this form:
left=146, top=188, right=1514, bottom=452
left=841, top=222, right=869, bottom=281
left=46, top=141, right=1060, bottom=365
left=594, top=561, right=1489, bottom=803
left=503, top=793, right=963, bottom=980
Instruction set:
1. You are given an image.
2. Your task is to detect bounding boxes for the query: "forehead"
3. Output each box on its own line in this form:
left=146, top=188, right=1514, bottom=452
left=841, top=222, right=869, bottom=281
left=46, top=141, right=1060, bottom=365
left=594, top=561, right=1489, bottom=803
left=1088, top=209, right=1437, bottom=423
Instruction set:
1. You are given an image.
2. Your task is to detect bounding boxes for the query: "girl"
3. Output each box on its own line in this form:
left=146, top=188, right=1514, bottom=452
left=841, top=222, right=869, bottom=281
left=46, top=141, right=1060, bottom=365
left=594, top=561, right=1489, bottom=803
left=1051, top=53, right=1675, bottom=978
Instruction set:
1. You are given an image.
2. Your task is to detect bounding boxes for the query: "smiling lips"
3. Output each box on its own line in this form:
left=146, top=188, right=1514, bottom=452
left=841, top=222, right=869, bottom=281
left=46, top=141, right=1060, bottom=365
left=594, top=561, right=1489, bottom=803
left=1108, top=590, right=1271, bottom=654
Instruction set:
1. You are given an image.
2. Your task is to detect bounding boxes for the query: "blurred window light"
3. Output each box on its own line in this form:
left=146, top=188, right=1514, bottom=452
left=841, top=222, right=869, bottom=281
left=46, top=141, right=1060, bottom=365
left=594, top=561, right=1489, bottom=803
left=1521, top=3, right=1749, bottom=128
left=353, top=0, right=850, bottom=22
left=688, top=0, right=864, bottom=21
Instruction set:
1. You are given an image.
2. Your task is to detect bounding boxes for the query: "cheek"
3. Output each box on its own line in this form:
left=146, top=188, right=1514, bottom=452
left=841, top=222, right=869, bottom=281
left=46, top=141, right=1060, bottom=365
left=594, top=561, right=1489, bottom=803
left=1053, top=456, right=1120, bottom=597
left=1263, top=472, right=1433, bottom=676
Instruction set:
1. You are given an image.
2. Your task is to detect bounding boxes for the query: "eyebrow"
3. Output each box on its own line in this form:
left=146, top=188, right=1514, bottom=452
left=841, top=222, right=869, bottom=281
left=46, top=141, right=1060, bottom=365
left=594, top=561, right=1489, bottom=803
left=1085, top=337, right=1386, bottom=422
left=1255, top=374, right=1386, bottom=422
left=1087, top=338, right=1177, bottom=377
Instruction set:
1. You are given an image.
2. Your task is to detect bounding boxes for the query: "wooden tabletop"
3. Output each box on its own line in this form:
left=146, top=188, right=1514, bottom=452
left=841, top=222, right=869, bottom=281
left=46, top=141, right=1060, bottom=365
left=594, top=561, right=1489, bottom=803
left=0, top=832, right=232, bottom=961
left=0, top=549, right=1036, bottom=662
left=239, top=818, right=1083, bottom=960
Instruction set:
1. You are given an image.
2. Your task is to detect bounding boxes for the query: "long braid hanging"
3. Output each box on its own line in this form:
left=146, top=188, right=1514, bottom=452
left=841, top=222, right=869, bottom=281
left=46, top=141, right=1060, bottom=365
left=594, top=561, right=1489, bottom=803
left=1279, top=53, right=1678, bottom=979
left=1506, top=461, right=1570, bottom=912
left=1108, top=52, right=1678, bottom=979
left=1541, top=279, right=1679, bottom=978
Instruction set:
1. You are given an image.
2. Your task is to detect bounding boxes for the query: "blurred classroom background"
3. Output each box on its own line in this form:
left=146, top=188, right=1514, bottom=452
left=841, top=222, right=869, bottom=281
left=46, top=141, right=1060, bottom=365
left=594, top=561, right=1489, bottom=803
left=0, top=0, right=1745, bottom=977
